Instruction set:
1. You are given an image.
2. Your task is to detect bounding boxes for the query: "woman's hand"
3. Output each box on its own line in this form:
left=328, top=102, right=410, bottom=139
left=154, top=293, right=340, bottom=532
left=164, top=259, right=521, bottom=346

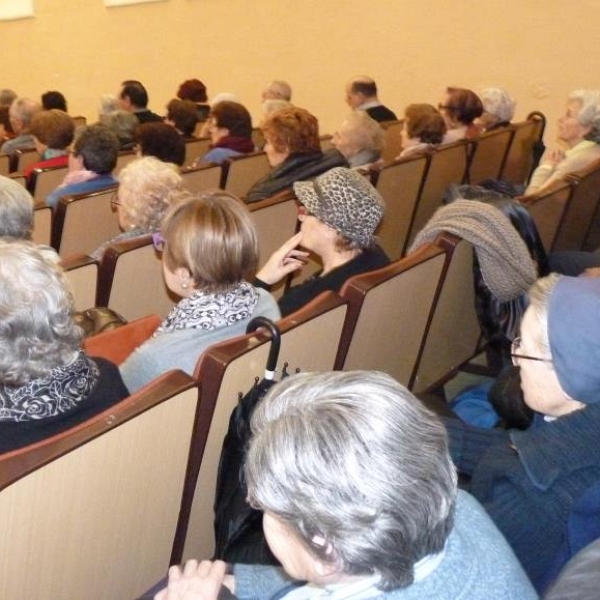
left=256, top=232, right=309, bottom=286
left=154, top=560, right=230, bottom=600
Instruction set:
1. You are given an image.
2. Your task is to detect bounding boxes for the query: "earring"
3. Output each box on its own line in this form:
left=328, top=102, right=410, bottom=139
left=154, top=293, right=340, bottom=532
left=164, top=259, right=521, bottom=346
left=181, top=282, right=188, bottom=289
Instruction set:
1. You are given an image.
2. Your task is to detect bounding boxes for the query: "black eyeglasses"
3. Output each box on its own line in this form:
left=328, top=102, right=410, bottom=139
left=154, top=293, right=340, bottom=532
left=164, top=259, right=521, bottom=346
left=510, top=337, right=552, bottom=366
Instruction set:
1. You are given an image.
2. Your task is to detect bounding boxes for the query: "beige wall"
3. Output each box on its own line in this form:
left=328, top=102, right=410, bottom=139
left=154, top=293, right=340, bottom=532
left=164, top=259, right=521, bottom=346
left=1, top=0, right=598, bottom=144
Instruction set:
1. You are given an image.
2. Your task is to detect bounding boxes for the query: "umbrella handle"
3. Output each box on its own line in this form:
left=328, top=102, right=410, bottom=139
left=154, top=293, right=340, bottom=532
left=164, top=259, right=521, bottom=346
left=246, top=317, right=281, bottom=380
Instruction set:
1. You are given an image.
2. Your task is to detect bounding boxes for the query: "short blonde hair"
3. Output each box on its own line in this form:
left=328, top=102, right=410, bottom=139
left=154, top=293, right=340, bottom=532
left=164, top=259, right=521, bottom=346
left=341, top=111, right=385, bottom=153
left=118, top=156, right=183, bottom=231
left=162, top=191, right=259, bottom=292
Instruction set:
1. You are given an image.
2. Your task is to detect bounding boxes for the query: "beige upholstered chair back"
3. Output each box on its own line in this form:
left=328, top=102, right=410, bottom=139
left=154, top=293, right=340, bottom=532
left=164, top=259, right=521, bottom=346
left=0, top=153, right=10, bottom=176
left=501, top=115, right=545, bottom=185
left=32, top=204, right=52, bottom=246
left=380, top=119, right=404, bottom=163
left=183, top=137, right=211, bottom=168
left=337, top=243, right=446, bottom=387
left=468, top=128, right=513, bottom=184
left=223, top=151, right=270, bottom=198
left=0, top=371, right=198, bottom=600
left=179, top=292, right=348, bottom=561
left=31, top=165, right=69, bottom=204
left=62, top=255, right=99, bottom=311
left=113, top=150, right=137, bottom=176
left=180, top=163, right=222, bottom=193
left=15, top=148, right=41, bottom=172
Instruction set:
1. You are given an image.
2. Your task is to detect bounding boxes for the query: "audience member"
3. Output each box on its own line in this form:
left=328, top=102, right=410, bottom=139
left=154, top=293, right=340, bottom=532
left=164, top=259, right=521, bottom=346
left=90, top=156, right=183, bottom=260
left=526, top=89, right=600, bottom=195
left=0, top=241, right=128, bottom=455
left=445, top=274, right=600, bottom=592
left=0, top=97, right=41, bottom=156
left=100, top=109, right=139, bottom=150
left=261, top=80, right=292, bottom=102
left=438, top=87, right=483, bottom=142
left=345, top=76, right=397, bottom=122
left=46, top=125, right=119, bottom=209
left=177, top=78, right=210, bottom=122
left=118, top=80, right=162, bottom=124
left=134, top=122, right=186, bottom=166
left=397, top=103, right=447, bottom=158
left=98, top=94, right=119, bottom=118
left=0, top=175, right=34, bottom=240
left=0, top=89, right=17, bottom=138
left=24, top=109, right=75, bottom=184
left=119, top=192, right=280, bottom=392
left=331, top=111, right=385, bottom=168
left=255, top=167, right=389, bottom=316
left=165, top=99, right=199, bottom=139
left=196, top=101, right=254, bottom=165
left=154, top=371, right=536, bottom=600
left=476, top=88, right=516, bottom=131
left=246, top=106, right=347, bottom=203
left=261, top=98, right=292, bottom=121
left=41, top=90, right=68, bottom=112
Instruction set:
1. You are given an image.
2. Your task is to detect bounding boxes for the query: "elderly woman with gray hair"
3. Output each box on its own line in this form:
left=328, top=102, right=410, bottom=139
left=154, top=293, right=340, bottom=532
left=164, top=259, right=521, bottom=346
left=331, top=111, right=385, bottom=169
left=154, top=371, right=535, bottom=600
left=476, top=87, right=516, bottom=132
left=0, top=175, right=34, bottom=240
left=0, top=241, right=128, bottom=454
left=526, top=89, right=600, bottom=194
left=89, top=156, right=183, bottom=261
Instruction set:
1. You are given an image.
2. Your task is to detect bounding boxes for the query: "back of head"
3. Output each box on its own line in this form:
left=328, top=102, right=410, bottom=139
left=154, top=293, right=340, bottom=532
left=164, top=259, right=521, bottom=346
left=210, top=101, right=253, bottom=139
left=41, top=90, right=68, bottom=113
left=569, top=89, right=600, bottom=143
left=162, top=191, right=258, bottom=292
left=0, top=89, right=17, bottom=107
left=100, top=109, right=139, bottom=147
left=0, top=175, right=34, bottom=240
left=262, top=106, right=320, bottom=155
left=9, top=97, right=42, bottom=129
left=118, top=156, right=183, bottom=231
left=166, top=99, right=199, bottom=136
left=445, top=87, right=484, bottom=125
left=245, top=370, right=457, bottom=591
left=405, top=103, right=447, bottom=144
left=341, top=110, right=385, bottom=153
left=120, top=80, right=149, bottom=109
left=263, top=80, right=292, bottom=102
left=0, top=240, right=81, bottom=385
left=177, top=78, right=208, bottom=103
left=73, top=124, right=120, bottom=174
left=135, top=122, right=186, bottom=166
left=350, top=76, right=378, bottom=99
left=478, top=88, right=516, bottom=126
left=99, top=94, right=119, bottom=116
left=262, top=99, right=292, bottom=119
left=30, top=109, right=75, bottom=150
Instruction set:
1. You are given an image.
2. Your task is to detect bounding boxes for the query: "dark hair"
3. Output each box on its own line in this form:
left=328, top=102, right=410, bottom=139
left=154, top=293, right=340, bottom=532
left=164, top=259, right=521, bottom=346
left=30, top=110, right=75, bottom=149
left=262, top=106, right=320, bottom=155
left=120, top=80, right=149, bottom=109
left=444, top=88, right=483, bottom=125
left=135, top=122, right=186, bottom=166
left=0, top=106, right=13, bottom=135
left=177, top=79, right=208, bottom=103
left=166, top=99, right=199, bottom=137
left=351, top=79, right=377, bottom=98
left=211, top=101, right=252, bottom=139
left=73, top=125, right=119, bottom=174
left=41, top=91, right=67, bottom=113
left=405, top=104, right=446, bottom=145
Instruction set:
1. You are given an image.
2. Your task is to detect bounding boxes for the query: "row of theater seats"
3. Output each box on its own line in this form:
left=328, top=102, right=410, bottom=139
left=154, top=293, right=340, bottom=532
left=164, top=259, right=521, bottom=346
left=0, top=229, right=482, bottom=599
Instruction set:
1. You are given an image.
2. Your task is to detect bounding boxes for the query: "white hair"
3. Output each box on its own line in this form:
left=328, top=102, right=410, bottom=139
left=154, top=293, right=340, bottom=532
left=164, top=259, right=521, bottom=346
left=569, top=89, right=600, bottom=143
left=479, top=88, right=516, bottom=125
left=246, top=370, right=457, bottom=591
left=263, top=80, right=292, bottom=102
left=0, top=175, right=33, bottom=239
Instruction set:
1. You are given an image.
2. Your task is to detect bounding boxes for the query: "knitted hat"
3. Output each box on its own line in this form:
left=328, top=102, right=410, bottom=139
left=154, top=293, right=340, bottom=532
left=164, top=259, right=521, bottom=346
left=293, top=167, right=384, bottom=247
left=548, top=276, right=600, bottom=404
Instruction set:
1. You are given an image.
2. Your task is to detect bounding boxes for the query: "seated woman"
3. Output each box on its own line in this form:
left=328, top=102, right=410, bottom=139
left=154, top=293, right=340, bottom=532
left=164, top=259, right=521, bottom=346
left=99, top=109, right=139, bottom=150
left=45, top=125, right=119, bottom=209
left=245, top=106, right=347, bottom=203
left=24, top=109, right=75, bottom=186
left=476, top=88, right=516, bottom=132
left=177, top=78, right=210, bottom=123
left=445, top=274, right=600, bottom=593
left=526, top=89, right=600, bottom=195
left=397, top=103, right=447, bottom=159
left=195, top=101, right=254, bottom=165
left=165, top=99, right=199, bottom=140
left=89, top=156, right=183, bottom=261
left=0, top=241, right=128, bottom=455
left=331, top=111, right=385, bottom=169
left=255, top=167, right=389, bottom=317
left=438, top=87, right=483, bottom=143
left=119, top=192, right=280, bottom=393
left=155, top=371, right=536, bottom=600
left=135, top=122, right=186, bottom=167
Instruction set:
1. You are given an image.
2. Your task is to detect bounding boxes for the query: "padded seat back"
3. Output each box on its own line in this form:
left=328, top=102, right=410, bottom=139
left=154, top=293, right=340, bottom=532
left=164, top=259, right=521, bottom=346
left=32, top=204, right=53, bottom=246
left=183, top=137, right=211, bottom=168
left=30, top=165, right=69, bottom=204
left=468, top=128, right=513, bottom=184
left=501, top=114, right=545, bottom=185
left=180, top=163, right=222, bottom=193
left=223, top=151, right=270, bottom=198
left=381, top=119, right=404, bottom=162
left=62, top=255, right=99, bottom=311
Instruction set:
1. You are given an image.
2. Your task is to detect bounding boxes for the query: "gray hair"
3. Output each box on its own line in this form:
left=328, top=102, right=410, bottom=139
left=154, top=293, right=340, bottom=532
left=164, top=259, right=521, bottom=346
left=118, top=156, right=183, bottom=231
left=262, top=99, right=292, bottom=117
left=245, top=370, right=457, bottom=591
left=479, top=88, right=516, bottom=125
left=526, top=273, right=561, bottom=357
left=9, top=97, right=41, bottom=129
left=0, top=241, right=82, bottom=385
left=569, top=89, right=600, bottom=144
left=0, top=89, right=17, bottom=107
left=99, top=93, right=119, bottom=116
left=0, top=176, right=34, bottom=240
left=340, top=111, right=385, bottom=154
left=264, top=80, right=292, bottom=102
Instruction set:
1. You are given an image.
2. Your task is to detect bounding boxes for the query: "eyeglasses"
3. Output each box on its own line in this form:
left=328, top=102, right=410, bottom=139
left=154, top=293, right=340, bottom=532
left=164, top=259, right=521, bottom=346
left=152, top=231, right=166, bottom=252
left=510, top=337, right=552, bottom=366
left=110, top=191, right=121, bottom=209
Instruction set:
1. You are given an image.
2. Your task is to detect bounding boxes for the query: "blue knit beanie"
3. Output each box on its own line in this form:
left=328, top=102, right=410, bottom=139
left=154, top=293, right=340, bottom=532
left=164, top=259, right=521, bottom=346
left=548, top=276, right=600, bottom=404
